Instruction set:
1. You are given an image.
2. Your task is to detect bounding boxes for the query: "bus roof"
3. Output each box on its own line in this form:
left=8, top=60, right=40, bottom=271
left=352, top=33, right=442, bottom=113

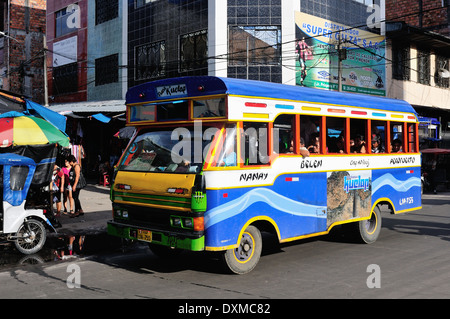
left=127, top=76, right=416, bottom=115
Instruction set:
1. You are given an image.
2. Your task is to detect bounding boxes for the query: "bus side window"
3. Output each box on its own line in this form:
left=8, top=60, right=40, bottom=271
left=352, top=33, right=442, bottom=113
left=300, top=115, right=321, bottom=154
left=243, top=122, right=270, bottom=165
left=371, top=121, right=386, bottom=153
left=390, top=122, right=404, bottom=153
left=326, top=117, right=346, bottom=154
left=407, top=123, right=417, bottom=152
left=274, top=114, right=295, bottom=154
left=350, top=118, right=367, bottom=153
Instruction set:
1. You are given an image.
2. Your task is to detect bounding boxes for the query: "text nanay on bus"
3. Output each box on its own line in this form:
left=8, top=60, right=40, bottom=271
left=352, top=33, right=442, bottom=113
left=108, top=76, right=422, bottom=274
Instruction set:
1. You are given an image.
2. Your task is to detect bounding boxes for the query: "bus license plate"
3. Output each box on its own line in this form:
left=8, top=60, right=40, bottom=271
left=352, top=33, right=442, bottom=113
left=137, top=229, right=152, bottom=242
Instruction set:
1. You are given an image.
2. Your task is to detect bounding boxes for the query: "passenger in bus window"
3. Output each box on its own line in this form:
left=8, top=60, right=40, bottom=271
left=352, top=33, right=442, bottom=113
left=351, top=134, right=366, bottom=153
left=308, top=133, right=320, bottom=153
left=300, top=137, right=310, bottom=158
left=391, top=139, right=403, bottom=153
left=220, top=147, right=237, bottom=166
left=371, top=134, right=385, bottom=153
left=301, top=116, right=317, bottom=147
left=335, top=134, right=345, bottom=153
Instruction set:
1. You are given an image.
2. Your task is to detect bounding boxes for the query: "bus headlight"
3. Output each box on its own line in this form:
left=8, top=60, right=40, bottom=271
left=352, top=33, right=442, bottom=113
left=170, top=216, right=203, bottom=231
left=171, top=216, right=182, bottom=228
left=183, top=218, right=193, bottom=228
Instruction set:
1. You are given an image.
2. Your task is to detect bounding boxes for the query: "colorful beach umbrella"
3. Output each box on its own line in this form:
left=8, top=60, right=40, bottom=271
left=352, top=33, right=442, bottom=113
left=0, top=115, right=70, bottom=148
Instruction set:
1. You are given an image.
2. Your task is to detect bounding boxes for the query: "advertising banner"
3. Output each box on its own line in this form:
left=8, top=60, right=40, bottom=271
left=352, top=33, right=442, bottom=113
left=295, top=12, right=386, bottom=96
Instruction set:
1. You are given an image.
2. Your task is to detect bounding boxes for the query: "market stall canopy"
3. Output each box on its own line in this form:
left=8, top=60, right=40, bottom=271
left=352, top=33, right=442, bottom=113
left=0, top=90, right=67, bottom=133
left=0, top=114, right=70, bottom=148
left=421, top=148, right=450, bottom=154
left=25, top=100, right=66, bottom=133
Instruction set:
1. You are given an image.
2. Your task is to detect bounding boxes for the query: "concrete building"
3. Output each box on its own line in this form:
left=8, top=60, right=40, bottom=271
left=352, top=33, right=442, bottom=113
left=46, top=0, right=88, bottom=104
left=86, top=0, right=127, bottom=101
left=385, top=0, right=450, bottom=148
left=46, top=0, right=127, bottom=177
left=128, top=0, right=383, bottom=93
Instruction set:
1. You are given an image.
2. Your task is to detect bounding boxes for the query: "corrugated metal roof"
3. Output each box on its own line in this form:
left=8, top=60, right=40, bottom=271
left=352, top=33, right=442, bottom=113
left=47, top=100, right=126, bottom=114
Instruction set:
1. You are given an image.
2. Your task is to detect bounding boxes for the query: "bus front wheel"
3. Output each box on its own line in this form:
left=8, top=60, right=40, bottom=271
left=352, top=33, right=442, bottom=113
left=222, top=225, right=262, bottom=275
left=355, top=206, right=382, bottom=244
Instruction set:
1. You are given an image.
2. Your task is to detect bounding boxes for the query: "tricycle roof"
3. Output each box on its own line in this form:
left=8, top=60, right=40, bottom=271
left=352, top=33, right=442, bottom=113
left=0, top=153, right=36, bottom=166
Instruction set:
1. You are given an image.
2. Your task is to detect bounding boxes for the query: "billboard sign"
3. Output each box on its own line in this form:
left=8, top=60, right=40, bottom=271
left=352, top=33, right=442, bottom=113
left=295, top=12, right=386, bottom=96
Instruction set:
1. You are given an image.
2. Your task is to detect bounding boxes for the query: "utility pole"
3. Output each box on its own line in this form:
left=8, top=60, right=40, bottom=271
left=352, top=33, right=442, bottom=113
left=337, top=32, right=346, bottom=92
left=246, top=37, right=249, bottom=80
left=43, top=34, right=48, bottom=106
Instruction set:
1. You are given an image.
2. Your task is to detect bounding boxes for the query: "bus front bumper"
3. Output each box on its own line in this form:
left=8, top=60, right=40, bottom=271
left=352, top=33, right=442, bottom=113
left=107, top=220, right=205, bottom=251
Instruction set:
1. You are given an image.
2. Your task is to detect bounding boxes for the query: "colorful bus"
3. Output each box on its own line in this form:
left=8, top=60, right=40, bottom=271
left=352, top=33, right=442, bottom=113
left=107, top=76, right=422, bottom=274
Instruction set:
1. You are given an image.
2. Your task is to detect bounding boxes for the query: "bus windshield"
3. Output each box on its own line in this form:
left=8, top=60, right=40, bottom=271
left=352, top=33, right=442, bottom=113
left=118, top=124, right=220, bottom=174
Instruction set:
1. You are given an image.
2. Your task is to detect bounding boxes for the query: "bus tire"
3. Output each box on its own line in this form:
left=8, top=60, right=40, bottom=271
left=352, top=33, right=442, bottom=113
left=355, top=206, right=382, bottom=244
left=222, top=225, right=262, bottom=275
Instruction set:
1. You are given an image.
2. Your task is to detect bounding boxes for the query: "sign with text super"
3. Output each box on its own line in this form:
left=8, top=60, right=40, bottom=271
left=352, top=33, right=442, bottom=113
left=295, top=12, right=386, bottom=96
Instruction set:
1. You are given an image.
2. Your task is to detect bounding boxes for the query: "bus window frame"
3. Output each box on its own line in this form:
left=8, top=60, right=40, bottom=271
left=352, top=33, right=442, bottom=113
left=300, top=115, right=323, bottom=155
left=273, top=114, right=297, bottom=156
left=127, top=94, right=229, bottom=126
left=191, top=96, right=228, bottom=120
left=390, top=121, right=405, bottom=153
left=371, top=119, right=388, bottom=154
left=242, top=121, right=271, bottom=167
left=349, top=117, right=368, bottom=154
left=407, top=122, right=419, bottom=153
left=325, top=116, right=347, bottom=154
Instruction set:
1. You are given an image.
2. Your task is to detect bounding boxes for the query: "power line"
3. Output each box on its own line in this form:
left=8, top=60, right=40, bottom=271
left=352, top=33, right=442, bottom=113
left=32, top=3, right=450, bottom=95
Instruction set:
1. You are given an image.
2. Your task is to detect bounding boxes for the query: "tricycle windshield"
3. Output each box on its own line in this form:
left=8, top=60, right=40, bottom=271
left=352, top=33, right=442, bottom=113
left=10, top=166, right=29, bottom=191
left=118, top=124, right=221, bottom=173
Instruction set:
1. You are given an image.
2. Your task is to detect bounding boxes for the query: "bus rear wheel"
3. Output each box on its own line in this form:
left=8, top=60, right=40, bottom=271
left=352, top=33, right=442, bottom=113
left=355, top=206, right=382, bottom=244
left=222, top=225, right=262, bottom=275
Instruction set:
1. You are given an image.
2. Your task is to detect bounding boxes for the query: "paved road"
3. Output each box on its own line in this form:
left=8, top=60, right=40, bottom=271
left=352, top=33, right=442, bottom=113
left=0, top=191, right=449, bottom=302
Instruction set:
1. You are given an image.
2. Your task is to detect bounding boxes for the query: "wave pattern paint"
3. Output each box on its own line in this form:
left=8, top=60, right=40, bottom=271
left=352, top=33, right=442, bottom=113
left=202, top=166, right=422, bottom=249
left=372, top=173, right=421, bottom=193
left=204, top=181, right=328, bottom=248
left=372, top=168, right=421, bottom=212
left=205, top=188, right=326, bottom=228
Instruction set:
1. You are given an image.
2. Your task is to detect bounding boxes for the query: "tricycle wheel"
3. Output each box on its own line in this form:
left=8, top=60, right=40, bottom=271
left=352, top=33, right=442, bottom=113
left=15, top=219, right=47, bottom=255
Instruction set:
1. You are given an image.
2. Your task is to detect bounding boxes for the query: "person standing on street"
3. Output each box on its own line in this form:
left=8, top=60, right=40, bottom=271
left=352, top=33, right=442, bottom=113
left=68, top=155, right=84, bottom=217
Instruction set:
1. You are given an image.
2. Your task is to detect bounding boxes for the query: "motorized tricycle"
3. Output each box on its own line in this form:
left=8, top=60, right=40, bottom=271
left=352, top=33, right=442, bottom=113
left=0, top=153, right=56, bottom=254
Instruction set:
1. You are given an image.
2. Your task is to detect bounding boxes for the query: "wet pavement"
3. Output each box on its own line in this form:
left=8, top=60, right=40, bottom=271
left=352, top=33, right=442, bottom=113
left=0, top=183, right=121, bottom=269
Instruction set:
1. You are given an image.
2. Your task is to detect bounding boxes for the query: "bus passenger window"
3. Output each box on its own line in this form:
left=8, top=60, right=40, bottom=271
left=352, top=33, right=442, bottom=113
left=274, top=114, right=295, bottom=154
left=326, top=117, right=346, bottom=153
left=300, top=115, right=321, bottom=154
left=390, top=122, right=403, bottom=153
left=407, top=123, right=417, bottom=152
left=371, top=121, right=386, bottom=153
left=350, top=119, right=367, bottom=153
left=243, top=122, right=270, bottom=165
